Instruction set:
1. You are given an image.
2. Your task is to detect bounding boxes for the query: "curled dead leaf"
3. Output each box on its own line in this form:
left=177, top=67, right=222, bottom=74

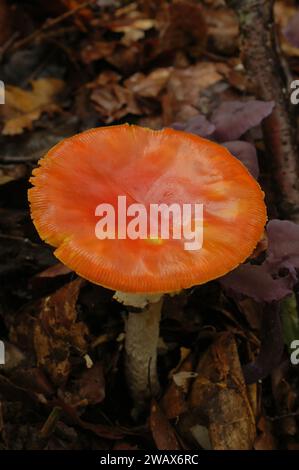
left=124, top=68, right=172, bottom=98
left=1, top=78, right=65, bottom=135
left=33, top=279, right=88, bottom=386
left=150, top=399, right=181, bottom=450
left=89, top=71, right=141, bottom=123
left=187, top=333, right=256, bottom=450
left=155, top=0, right=207, bottom=58
left=161, top=351, right=194, bottom=420
left=172, top=371, right=198, bottom=392
left=254, top=416, right=277, bottom=450
left=81, top=41, right=116, bottom=64
left=69, top=362, right=105, bottom=406
left=163, top=62, right=226, bottom=124
left=203, top=5, right=239, bottom=55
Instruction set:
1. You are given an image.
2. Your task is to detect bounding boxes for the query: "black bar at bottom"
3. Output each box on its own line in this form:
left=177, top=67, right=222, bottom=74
left=0, top=450, right=298, bottom=466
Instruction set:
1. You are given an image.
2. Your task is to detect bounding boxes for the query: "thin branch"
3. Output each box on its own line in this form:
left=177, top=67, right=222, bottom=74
left=9, top=0, right=95, bottom=54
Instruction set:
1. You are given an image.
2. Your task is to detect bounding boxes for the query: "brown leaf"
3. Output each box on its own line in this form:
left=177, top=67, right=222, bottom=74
left=105, top=2, right=155, bottom=46
left=113, top=441, right=138, bottom=450
left=90, top=71, right=141, bottom=122
left=274, top=1, right=299, bottom=57
left=76, top=362, right=105, bottom=405
left=10, top=309, right=37, bottom=357
left=155, top=0, right=207, bottom=59
left=150, top=399, right=181, bottom=450
left=254, top=416, right=277, bottom=450
left=115, top=18, right=156, bottom=46
left=1, top=79, right=65, bottom=135
left=105, top=44, right=141, bottom=74
left=162, top=62, right=226, bottom=124
left=188, top=333, right=256, bottom=450
left=33, top=279, right=88, bottom=385
left=203, top=5, right=239, bottom=55
left=81, top=41, right=116, bottom=64
left=161, top=352, right=194, bottom=420
left=34, top=263, right=72, bottom=279
left=124, top=68, right=172, bottom=98
left=34, top=321, right=71, bottom=386
left=39, top=278, right=83, bottom=331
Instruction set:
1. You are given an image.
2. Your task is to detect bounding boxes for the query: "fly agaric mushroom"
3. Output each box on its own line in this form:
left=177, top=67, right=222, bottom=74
left=28, top=124, right=266, bottom=409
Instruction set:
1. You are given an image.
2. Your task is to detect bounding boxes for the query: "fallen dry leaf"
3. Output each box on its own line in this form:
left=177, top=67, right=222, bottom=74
left=68, top=362, right=105, bottom=406
left=106, top=3, right=156, bottom=47
left=162, top=61, right=226, bottom=123
left=124, top=68, right=172, bottom=98
left=80, top=40, right=116, bottom=64
left=89, top=71, right=141, bottom=122
left=172, top=371, right=198, bottom=391
left=155, top=0, right=207, bottom=59
left=116, top=18, right=156, bottom=46
left=150, top=399, right=181, bottom=450
left=254, top=416, right=277, bottom=450
left=203, top=5, right=239, bottom=55
left=33, top=279, right=88, bottom=385
left=34, top=263, right=72, bottom=279
left=275, top=1, right=299, bottom=57
left=188, top=333, right=256, bottom=450
left=161, top=352, right=194, bottom=420
left=1, top=78, right=65, bottom=135
left=90, top=0, right=206, bottom=72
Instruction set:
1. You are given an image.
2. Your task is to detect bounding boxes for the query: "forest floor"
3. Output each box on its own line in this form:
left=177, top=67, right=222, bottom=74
left=0, top=0, right=299, bottom=450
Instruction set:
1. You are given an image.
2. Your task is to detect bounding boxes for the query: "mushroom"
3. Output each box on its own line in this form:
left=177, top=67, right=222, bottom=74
left=28, top=124, right=266, bottom=410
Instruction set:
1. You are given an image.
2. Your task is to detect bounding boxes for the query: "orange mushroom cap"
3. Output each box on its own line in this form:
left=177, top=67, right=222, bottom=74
left=28, top=124, right=267, bottom=293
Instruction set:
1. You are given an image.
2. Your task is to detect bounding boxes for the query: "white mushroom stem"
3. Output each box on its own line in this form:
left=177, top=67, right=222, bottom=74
left=113, top=291, right=164, bottom=409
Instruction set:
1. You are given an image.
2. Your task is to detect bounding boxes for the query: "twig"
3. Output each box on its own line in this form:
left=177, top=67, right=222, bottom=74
left=227, top=0, right=299, bottom=222
left=266, top=409, right=299, bottom=421
left=0, top=31, right=19, bottom=62
left=9, top=0, right=95, bottom=54
left=0, top=155, right=41, bottom=163
left=0, top=233, right=40, bottom=247
left=39, top=406, right=62, bottom=440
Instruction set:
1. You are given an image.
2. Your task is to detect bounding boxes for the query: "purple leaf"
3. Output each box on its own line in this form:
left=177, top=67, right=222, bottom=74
left=220, top=219, right=299, bottom=302
left=211, top=100, right=275, bottom=141
left=223, top=140, right=259, bottom=178
left=220, top=264, right=292, bottom=303
left=266, top=219, right=299, bottom=271
left=283, top=11, right=299, bottom=48
left=171, top=114, right=215, bottom=138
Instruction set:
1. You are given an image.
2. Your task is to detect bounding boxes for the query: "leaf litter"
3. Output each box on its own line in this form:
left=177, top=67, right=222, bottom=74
left=0, top=0, right=299, bottom=451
